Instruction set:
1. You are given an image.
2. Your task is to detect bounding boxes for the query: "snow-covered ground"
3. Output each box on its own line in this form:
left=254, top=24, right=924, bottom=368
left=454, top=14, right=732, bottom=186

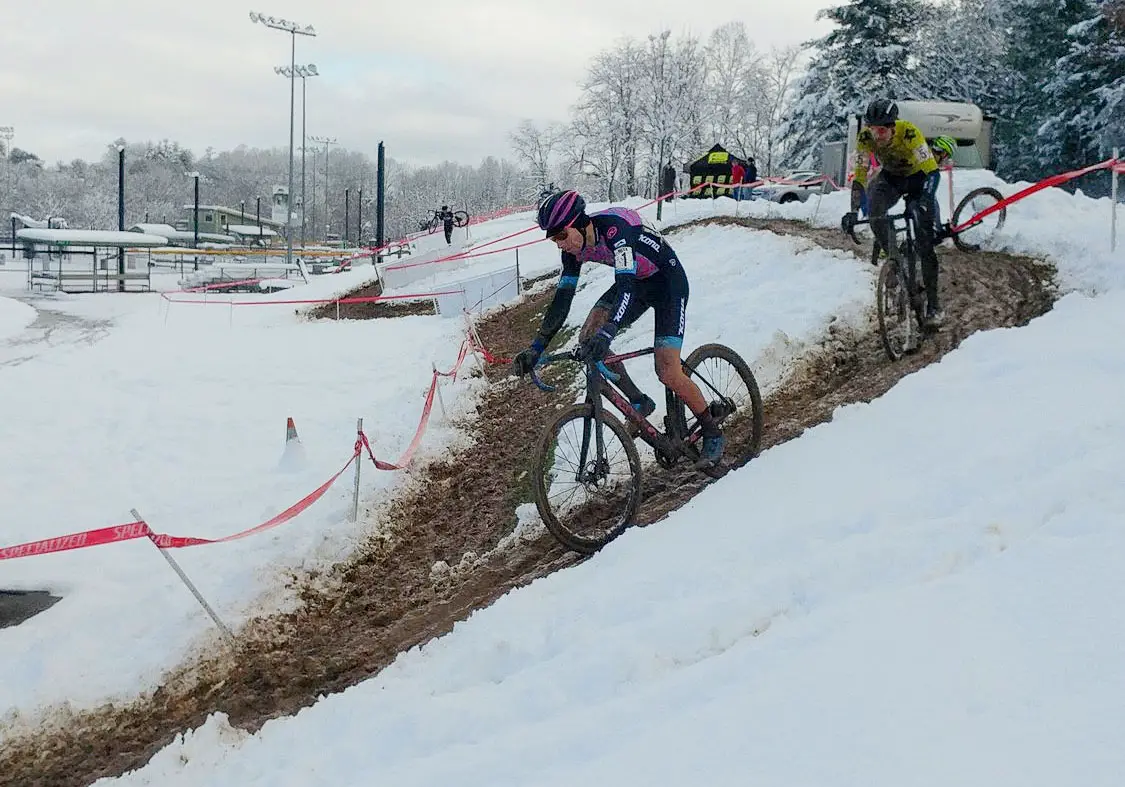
left=4, top=166, right=1124, bottom=785
left=0, top=198, right=872, bottom=736
left=97, top=286, right=1125, bottom=787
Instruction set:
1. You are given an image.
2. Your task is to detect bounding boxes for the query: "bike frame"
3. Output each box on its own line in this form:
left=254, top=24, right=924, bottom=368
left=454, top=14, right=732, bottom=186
left=532, top=348, right=701, bottom=470
left=849, top=207, right=923, bottom=301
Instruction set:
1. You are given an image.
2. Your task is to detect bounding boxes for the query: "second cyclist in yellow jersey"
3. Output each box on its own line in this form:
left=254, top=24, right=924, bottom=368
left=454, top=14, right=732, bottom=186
left=843, top=98, right=945, bottom=328
left=852, top=117, right=938, bottom=188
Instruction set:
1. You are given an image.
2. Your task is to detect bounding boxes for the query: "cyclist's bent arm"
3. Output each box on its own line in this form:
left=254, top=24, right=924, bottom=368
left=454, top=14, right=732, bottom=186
left=534, top=256, right=582, bottom=348
left=851, top=135, right=875, bottom=211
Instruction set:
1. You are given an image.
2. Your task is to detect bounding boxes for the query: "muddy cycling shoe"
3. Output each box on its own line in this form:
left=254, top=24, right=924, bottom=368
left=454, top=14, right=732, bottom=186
left=630, top=395, right=656, bottom=418
left=624, top=395, right=657, bottom=437
left=695, top=432, right=726, bottom=469
left=924, top=306, right=946, bottom=329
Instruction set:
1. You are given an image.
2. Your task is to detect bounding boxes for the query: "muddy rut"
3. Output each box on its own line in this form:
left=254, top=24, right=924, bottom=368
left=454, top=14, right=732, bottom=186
left=0, top=218, right=1055, bottom=787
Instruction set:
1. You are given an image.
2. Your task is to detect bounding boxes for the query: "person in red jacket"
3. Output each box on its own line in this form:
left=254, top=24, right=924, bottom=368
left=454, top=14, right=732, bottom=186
left=730, top=160, right=745, bottom=201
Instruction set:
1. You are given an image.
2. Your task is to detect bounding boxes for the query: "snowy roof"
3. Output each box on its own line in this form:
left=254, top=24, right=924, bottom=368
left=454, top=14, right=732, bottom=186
left=198, top=232, right=238, bottom=244
left=128, top=224, right=237, bottom=244
left=129, top=223, right=178, bottom=234
left=227, top=224, right=279, bottom=236
left=16, top=228, right=169, bottom=247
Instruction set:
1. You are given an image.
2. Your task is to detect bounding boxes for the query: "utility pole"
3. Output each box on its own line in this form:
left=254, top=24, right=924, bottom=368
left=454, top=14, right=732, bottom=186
left=0, top=126, right=13, bottom=213
left=251, top=11, right=317, bottom=268
left=310, top=135, right=337, bottom=240
left=117, top=146, right=126, bottom=291
left=376, top=141, right=386, bottom=248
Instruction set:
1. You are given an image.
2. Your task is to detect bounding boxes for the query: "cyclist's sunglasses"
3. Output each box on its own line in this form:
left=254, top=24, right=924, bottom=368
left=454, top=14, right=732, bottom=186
left=549, top=228, right=570, bottom=242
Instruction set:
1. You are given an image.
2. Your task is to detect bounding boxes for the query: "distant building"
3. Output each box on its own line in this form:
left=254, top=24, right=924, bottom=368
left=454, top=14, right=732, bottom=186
left=128, top=223, right=237, bottom=247
left=176, top=204, right=285, bottom=246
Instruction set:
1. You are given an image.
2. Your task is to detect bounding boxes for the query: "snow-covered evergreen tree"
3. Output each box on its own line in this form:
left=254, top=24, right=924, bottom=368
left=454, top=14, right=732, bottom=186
left=1036, top=1, right=1125, bottom=191
left=778, top=0, right=935, bottom=169
left=992, top=0, right=1098, bottom=180
left=914, top=0, right=1010, bottom=109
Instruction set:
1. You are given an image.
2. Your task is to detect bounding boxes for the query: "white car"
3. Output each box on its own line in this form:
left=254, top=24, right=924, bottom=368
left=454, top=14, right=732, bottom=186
left=746, top=170, right=836, bottom=203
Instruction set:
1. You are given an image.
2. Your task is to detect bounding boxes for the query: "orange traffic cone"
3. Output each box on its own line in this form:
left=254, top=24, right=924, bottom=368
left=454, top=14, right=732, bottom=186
left=285, top=417, right=300, bottom=444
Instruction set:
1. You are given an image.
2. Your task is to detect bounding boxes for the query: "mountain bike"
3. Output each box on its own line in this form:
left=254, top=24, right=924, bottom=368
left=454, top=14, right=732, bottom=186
left=527, top=343, right=762, bottom=554
left=846, top=200, right=934, bottom=361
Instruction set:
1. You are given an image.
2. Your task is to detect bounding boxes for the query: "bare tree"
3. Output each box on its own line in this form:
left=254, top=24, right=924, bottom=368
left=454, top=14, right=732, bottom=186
left=760, top=46, right=802, bottom=175
left=705, top=22, right=764, bottom=157
left=508, top=120, right=563, bottom=189
left=642, top=30, right=709, bottom=196
left=579, top=40, right=649, bottom=197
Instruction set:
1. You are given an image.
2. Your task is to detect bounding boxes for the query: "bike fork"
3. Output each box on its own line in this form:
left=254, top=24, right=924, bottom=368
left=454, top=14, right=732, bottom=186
left=576, top=370, right=608, bottom=483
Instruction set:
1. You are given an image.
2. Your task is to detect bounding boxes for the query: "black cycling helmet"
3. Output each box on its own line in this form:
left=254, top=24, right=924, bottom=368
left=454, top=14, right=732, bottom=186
left=864, top=98, right=899, bottom=127
left=537, top=190, right=587, bottom=236
left=441, top=205, right=448, bottom=210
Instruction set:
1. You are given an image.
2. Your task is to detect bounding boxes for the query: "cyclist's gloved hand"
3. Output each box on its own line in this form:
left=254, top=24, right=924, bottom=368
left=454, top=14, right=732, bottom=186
left=512, top=337, right=546, bottom=377
left=841, top=211, right=859, bottom=233
left=579, top=323, right=617, bottom=361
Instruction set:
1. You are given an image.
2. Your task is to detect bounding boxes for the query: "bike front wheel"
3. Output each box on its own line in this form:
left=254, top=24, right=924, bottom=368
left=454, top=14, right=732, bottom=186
left=876, top=259, right=921, bottom=360
left=668, top=343, right=764, bottom=469
left=952, top=187, right=1006, bottom=252
left=453, top=210, right=470, bottom=227
left=532, top=404, right=643, bottom=554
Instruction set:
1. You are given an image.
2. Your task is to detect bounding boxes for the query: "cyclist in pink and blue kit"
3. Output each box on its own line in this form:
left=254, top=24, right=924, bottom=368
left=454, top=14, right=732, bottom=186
left=511, top=190, right=725, bottom=466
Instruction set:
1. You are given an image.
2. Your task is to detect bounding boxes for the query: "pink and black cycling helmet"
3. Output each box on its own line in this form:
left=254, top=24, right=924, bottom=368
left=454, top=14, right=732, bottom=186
left=538, top=190, right=587, bottom=237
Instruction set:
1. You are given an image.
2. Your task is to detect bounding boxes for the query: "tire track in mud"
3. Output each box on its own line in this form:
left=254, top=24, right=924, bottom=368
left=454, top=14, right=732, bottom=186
left=0, top=306, right=113, bottom=368
left=0, top=218, right=1055, bottom=787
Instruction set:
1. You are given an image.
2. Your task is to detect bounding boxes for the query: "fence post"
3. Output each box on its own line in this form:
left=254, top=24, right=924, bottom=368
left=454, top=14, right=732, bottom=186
left=350, top=418, right=363, bottom=522
left=1112, top=147, right=1119, bottom=253
left=515, top=247, right=521, bottom=293
left=433, top=362, right=447, bottom=419
left=462, top=311, right=487, bottom=377
left=810, top=188, right=825, bottom=226
left=132, top=508, right=235, bottom=648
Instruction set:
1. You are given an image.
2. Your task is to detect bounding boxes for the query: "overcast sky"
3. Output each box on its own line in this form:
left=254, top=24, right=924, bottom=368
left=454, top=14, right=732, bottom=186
left=1, top=1, right=836, bottom=167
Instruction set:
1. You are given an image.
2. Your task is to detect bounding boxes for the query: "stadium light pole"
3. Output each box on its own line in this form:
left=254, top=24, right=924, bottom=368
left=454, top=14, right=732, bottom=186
left=251, top=11, right=316, bottom=268
left=309, top=135, right=337, bottom=240
left=276, top=63, right=318, bottom=249
left=0, top=126, right=13, bottom=216
left=186, top=171, right=201, bottom=248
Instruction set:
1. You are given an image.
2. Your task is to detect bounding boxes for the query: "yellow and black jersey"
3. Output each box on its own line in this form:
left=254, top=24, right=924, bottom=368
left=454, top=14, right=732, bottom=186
left=853, top=120, right=937, bottom=187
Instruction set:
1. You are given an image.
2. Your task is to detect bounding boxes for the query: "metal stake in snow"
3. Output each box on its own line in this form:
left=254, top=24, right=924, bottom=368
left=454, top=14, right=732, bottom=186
left=350, top=418, right=363, bottom=522
left=1112, top=147, right=1119, bottom=254
left=132, top=508, right=235, bottom=648
left=463, top=311, right=487, bottom=377
left=432, top=362, right=447, bottom=420
left=811, top=184, right=825, bottom=226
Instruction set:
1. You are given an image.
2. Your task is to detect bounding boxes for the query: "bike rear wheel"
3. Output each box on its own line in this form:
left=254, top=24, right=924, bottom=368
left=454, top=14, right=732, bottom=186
left=532, top=404, right=643, bottom=554
left=876, top=258, right=922, bottom=360
left=952, top=187, right=1006, bottom=252
left=668, top=343, right=763, bottom=471
left=453, top=210, right=470, bottom=227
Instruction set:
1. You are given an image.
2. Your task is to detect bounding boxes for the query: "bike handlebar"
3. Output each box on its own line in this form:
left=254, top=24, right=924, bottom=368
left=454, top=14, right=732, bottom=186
left=843, top=211, right=909, bottom=245
left=528, top=351, right=620, bottom=393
